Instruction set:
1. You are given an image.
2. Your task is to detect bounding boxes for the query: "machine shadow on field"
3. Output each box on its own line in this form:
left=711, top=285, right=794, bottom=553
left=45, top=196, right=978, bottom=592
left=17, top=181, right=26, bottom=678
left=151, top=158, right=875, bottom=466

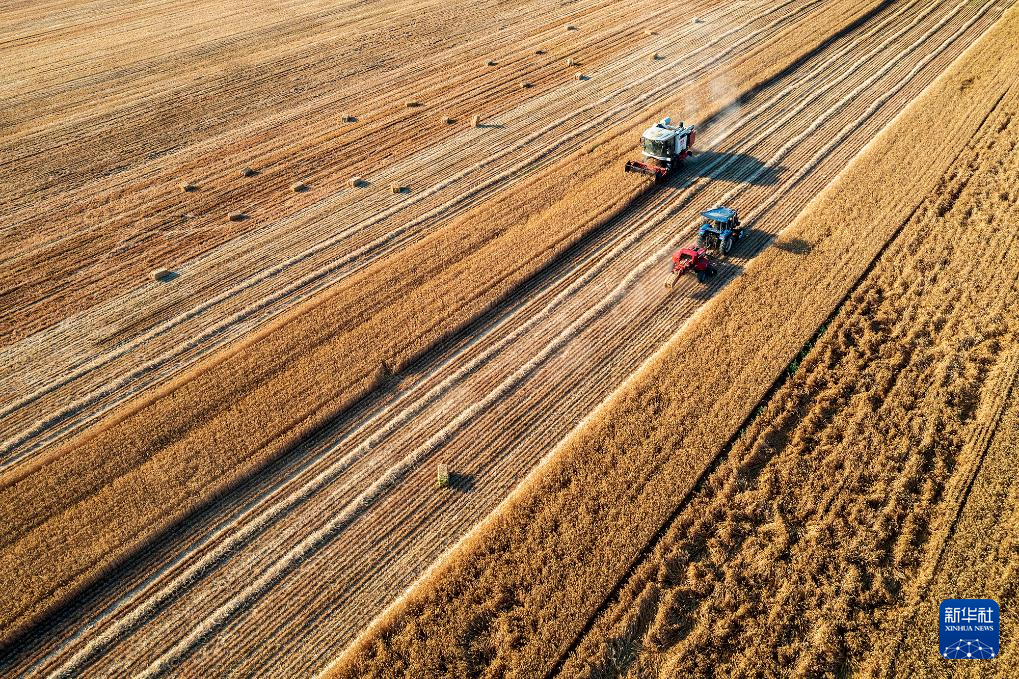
left=685, top=151, right=784, bottom=185
left=154, top=270, right=181, bottom=282
left=448, top=472, right=475, bottom=492
left=772, top=235, right=813, bottom=255
left=680, top=260, right=747, bottom=302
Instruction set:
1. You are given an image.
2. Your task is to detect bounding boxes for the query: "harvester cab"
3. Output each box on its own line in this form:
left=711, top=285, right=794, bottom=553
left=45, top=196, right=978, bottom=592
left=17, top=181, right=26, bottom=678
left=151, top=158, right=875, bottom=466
left=697, top=206, right=745, bottom=255
left=624, top=117, right=696, bottom=182
left=668, top=245, right=717, bottom=289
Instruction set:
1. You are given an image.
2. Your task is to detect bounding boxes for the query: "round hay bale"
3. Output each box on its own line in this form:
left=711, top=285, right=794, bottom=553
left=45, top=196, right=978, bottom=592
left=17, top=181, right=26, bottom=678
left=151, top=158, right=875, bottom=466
left=291, top=181, right=309, bottom=192
left=520, top=81, right=532, bottom=89
left=240, top=167, right=256, bottom=177
left=348, top=176, right=364, bottom=188
left=180, top=181, right=198, bottom=193
left=405, top=100, right=422, bottom=108
left=228, top=212, right=246, bottom=221
left=471, top=114, right=481, bottom=128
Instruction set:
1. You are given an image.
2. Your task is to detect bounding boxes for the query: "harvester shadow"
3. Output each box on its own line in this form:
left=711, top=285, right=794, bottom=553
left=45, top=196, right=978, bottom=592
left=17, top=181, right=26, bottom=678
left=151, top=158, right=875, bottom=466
left=686, top=151, right=784, bottom=186
left=448, top=472, right=475, bottom=492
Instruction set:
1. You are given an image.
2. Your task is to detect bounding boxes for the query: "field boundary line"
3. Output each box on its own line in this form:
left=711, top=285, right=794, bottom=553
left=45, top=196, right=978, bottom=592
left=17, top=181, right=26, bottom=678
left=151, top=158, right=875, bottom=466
left=325, top=4, right=1019, bottom=674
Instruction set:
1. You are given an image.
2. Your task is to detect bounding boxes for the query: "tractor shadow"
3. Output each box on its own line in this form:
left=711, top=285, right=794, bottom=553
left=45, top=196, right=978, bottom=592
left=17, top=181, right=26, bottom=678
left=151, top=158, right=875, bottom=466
left=772, top=236, right=813, bottom=255
left=686, top=151, right=784, bottom=186
left=674, top=232, right=816, bottom=304
left=683, top=260, right=747, bottom=301
left=753, top=232, right=815, bottom=256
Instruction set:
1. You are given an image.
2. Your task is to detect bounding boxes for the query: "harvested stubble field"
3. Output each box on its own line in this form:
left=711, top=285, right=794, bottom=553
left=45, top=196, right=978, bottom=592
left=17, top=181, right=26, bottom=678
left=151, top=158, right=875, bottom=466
left=2, top=0, right=1017, bottom=676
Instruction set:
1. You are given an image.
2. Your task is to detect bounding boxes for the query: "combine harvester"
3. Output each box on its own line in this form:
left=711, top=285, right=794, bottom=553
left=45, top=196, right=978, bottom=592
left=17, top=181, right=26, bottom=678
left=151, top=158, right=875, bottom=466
left=624, top=117, right=695, bottom=182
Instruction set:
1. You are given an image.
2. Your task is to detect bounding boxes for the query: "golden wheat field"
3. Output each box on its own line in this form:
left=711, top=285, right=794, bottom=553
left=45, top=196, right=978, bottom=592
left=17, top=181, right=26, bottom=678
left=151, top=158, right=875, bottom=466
left=2, top=0, right=1018, bottom=676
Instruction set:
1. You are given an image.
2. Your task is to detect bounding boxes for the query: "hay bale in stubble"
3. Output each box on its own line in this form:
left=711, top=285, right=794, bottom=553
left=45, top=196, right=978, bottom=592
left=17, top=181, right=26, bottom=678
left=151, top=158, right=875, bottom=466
left=520, top=81, right=532, bottom=89
left=471, top=115, right=481, bottom=128
left=340, top=113, right=356, bottom=123
left=405, top=100, right=422, bottom=108
left=240, top=166, right=256, bottom=177
left=436, top=463, right=450, bottom=488
left=348, top=177, right=364, bottom=188
left=150, top=268, right=172, bottom=282
left=390, top=183, right=408, bottom=194
left=228, top=211, right=246, bottom=221
left=291, top=181, right=309, bottom=192
left=180, top=181, right=198, bottom=193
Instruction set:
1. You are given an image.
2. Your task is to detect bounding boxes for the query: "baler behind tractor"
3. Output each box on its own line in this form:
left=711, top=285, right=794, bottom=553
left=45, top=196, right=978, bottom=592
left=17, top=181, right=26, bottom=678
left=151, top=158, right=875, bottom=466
left=668, top=245, right=717, bottom=288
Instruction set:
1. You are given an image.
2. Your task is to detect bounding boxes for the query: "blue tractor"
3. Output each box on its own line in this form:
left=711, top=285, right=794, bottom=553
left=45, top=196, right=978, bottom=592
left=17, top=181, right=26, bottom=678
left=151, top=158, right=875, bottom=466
left=697, top=206, right=746, bottom=256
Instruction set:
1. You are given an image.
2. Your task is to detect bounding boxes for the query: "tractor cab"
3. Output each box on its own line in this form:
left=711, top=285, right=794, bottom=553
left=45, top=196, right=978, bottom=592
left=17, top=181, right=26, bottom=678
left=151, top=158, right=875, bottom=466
left=697, top=205, right=746, bottom=255
left=625, top=117, right=696, bottom=181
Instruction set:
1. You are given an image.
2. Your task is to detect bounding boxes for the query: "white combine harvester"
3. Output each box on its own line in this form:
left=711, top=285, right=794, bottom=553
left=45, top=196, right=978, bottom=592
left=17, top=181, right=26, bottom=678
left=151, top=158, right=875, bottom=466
left=623, top=117, right=696, bottom=182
